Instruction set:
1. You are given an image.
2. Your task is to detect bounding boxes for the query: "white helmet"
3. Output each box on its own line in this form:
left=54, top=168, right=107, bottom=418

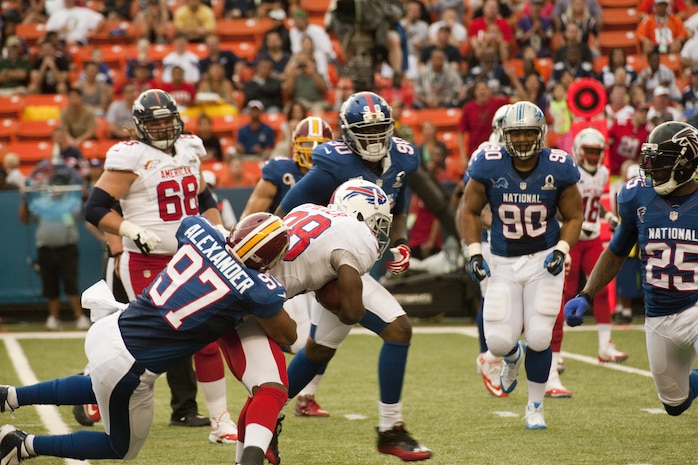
left=329, top=179, right=393, bottom=257
left=490, top=104, right=512, bottom=145
left=573, top=128, right=606, bottom=171
left=501, top=101, right=547, bottom=161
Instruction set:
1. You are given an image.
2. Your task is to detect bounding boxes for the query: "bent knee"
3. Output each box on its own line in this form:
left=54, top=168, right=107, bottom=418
left=380, top=315, right=412, bottom=343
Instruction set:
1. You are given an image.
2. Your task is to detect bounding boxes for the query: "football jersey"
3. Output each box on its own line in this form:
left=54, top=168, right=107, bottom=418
left=611, top=178, right=698, bottom=317
left=261, top=158, right=306, bottom=213
left=279, top=137, right=419, bottom=215
left=578, top=165, right=609, bottom=241
left=119, top=215, right=286, bottom=373
left=271, top=203, right=379, bottom=298
left=104, top=135, right=206, bottom=254
left=468, top=145, right=580, bottom=257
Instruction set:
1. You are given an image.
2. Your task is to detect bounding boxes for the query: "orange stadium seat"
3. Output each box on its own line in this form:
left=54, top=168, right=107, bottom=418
left=90, top=21, right=137, bottom=45
left=599, top=0, right=637, bottom=8
left=215, top=18, right=270, bottom=45
left=626, top=54, right=648, bottom=73
left=15, top=23, right=46, bottom=47
left=0, top=95, right=24, bottom=119
left=660, top=53, right=682, bottom=77
left=9, top=141, right=53, bottom=164
left=601, top=8, right=640, bottom=32
left=300, top=0, right=332, bottom=20
left=599, top=30, right=638, bottom=55
left=16, top=120, right=60, bottom=142
left=210, top=114, right=244, bottom=138
left=0, top=119, right=17, bottom=143
left=414, top=108, right=462, bottom=132
left=224, top=41, right=259, bottom=62
left=534, top=58, right=553, bottom=83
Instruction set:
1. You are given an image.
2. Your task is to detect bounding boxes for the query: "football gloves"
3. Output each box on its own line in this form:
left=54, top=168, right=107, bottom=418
left=564, top=292, right=591, bottom=327
left=386, top=244, right=411, bottom=274
left=119, top=220, right=162, bottom=255
left=468, top=254, right=491, bottom=282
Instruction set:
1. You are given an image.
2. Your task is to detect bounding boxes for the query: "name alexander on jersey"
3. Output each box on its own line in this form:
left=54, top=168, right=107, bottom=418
left=182, top=223, right=255, bottom=293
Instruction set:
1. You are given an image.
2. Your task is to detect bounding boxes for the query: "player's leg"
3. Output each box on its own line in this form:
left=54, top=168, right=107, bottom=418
left=194, top=343, right=237, bottom=443
left=645, top=307, right=698, bottom=416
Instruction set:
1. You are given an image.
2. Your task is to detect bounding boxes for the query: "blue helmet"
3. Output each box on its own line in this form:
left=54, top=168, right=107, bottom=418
left=339, top=91, right=394, bottom=162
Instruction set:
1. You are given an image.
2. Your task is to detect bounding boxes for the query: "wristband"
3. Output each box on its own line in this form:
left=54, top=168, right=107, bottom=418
left=119, top=220, right=141, bottom=239
left=604, top=212, right=616, bottom=221
left=392, top=238, right=409, bottom=247
left=554, top=240, right=570, bottom=255
left=467, top=243, right=482, bottom=257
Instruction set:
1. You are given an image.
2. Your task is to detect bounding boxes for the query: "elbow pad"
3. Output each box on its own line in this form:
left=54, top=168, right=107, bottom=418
left=198, top=186, right=218, bottom=213
left=85, top=187, right=118, bottom=227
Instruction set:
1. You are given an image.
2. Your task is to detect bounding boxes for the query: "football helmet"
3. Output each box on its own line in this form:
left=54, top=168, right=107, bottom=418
left=225, top=212, right=290, bottom=272
left=573, top=128, right=606, bottom=171
left=132, top=89, right=183, bottom=151
left=329, top=179, right=393, bottom=257
left=640, top=121, right=698, bottom=195
left=292, top=116, right=334, bottom=169
left=501, top=101, right=547, bottom=161
left=339, top=91, right=394, bottom=162
left=490, top=104, right=512, bottom=145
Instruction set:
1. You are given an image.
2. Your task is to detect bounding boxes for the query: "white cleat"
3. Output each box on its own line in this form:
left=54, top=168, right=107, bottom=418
left=598, top=341, right=628, bottom=363
left=476, top=353, right=508, bottom=397
left=208, top=412, right=238, bottom=444
left=524, top=402, right=547, bottom=430
left=500, top=342, right=525, bottom=394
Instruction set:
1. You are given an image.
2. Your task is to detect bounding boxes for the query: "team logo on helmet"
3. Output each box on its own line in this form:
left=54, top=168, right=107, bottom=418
left=672, top=126, right=698, bottom=157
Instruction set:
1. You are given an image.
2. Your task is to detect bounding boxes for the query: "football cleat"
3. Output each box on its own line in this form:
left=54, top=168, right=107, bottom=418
left=475, top=353, right=508, bottom=398
left=0, top=386, right=15, bottom=416
left=612, top=312, right=633, bottom=325
left=524, top=402, right=547, bottom=430
left=598, top=342, right=629, bottom=363
left=500, top=341, right=526, bottom=395
left=377, top=422, right=432, bottom=462
left=545, top=368, right=572, bottom=398
left=72, top=403, right=101, bottom=427
left=209, top=412, right=238, bottom=444
left=294, top=395, right=330, bottom=417
left=45, top=316, right=60, bottom=331
left=0, top=425, right=31, bottom=464
left=265, top=413, right=284, bottom=465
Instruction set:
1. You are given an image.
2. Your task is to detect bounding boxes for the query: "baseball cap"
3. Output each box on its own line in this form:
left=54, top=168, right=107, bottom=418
left=653, top=85, right=669, bottom=97
left=5, top=36, right=21, bottom=47
left=269, top=8, right=286, bottom=20
left=247, top=99, right=264, bottom=111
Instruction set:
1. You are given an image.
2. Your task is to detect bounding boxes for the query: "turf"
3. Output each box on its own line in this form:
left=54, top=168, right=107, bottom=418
left=0, top=322, right=694, bottom=465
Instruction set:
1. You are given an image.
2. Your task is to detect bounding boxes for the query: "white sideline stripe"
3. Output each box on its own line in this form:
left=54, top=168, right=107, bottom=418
left=2, top=335, right=91, bottom=465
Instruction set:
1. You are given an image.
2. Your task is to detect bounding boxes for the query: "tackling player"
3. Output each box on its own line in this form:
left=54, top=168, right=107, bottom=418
left=0, top=214, right=295, bottom=465
left=564, top=121, right=698, bottom=418
left=461, top=100, right=584, bottom=429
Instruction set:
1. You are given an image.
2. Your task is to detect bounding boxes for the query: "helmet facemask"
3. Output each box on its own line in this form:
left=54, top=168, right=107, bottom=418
left=343, top=122, right=394, bottom=162
left=137, top=115, right=184, bottom=151
left=504, top=128, right=543, bottom=161
left=641, top=144, right=697, bottom=195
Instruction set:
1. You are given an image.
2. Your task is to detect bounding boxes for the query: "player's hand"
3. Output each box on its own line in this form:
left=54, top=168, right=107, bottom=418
left=386, top=244, right=411, bottom=274
left=604, top=212, right=620, bottom=232
left=468, top=254, right=491, bottom=282
left=119, top=220, right=162, bottom=255
left=564, top=292, right=591, bottom=327
left=544, top=249, right=566, bottom=275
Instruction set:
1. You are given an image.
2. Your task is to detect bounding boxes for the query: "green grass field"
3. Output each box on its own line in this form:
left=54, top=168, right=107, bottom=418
left=0, top=322, right=694, bottom=465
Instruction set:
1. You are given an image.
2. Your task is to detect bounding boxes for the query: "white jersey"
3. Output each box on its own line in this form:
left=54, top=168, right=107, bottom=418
left=578, top=164, right=609, bottom=241
left=271, top=203, right=379, bottom=298
left=104, top=135, right=206, bottom=255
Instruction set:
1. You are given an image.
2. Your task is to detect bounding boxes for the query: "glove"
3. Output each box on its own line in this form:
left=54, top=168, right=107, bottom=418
left=564, top=292, right=591, bottom=327
left=119, top=220, right=162, bottom=255
left=386, top=244, right=411, bottom=274
left=468, top=254, right=491, bottom=282
left=604, top=212, right=620, bottom=232
left=544, top=240, right=570, bottom=276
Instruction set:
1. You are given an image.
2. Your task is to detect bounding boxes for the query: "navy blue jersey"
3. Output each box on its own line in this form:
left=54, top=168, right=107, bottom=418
left=468, top=145, right=580, bottom=257
left=611, top=177, right=698, bottom=317
left=279, top=137, right=419, bottom=215
left=119, top=216, right=286, bottom=373
left=261, top=158, right=306, bottom=212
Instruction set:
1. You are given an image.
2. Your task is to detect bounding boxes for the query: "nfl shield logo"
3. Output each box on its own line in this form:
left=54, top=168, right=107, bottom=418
left=669, top=211, right=678, bottom=221
left=520, top=182, right=527, bottom=190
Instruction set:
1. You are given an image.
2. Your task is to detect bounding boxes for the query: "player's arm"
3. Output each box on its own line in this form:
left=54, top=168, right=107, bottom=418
left=459, top=179, right=488, bottom=248
left=197, top=171, right=224, bottom=227
left=256, top=307, right=297, bottom=347
left=556, top=183, right=584, bottom=250
left=335, top=263, right=365, bottom=325
left=275, top=168, right=336, bottom=217
left=85, top=169, right=137, bottom=235
left=240, top=179, right=278, bottom=218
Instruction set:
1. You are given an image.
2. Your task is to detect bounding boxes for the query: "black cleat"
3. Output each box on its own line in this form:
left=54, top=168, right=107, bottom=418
left=265, top=413, right=285, bottom=465
left=377, top=422, right=432, bottom=462
left=0, top=424, right=31, bottom=464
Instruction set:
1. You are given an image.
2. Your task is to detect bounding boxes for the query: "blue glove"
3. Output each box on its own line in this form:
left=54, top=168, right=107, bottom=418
left=564, top=293, right=591, bottom=327
left=544, top=249, right=566, bottom=275
left=469, top=254, right=491, bottom=282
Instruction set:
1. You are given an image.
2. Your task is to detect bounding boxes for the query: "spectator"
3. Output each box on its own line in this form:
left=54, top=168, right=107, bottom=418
left=418, top=120, right=449, bottom=165
left=409, top=144, right=445, bottom=260
left=559, top=0, right=600, bottom=57
left=427, top=7, right=467, bottom=47
left=681, top=66, right=698, bottom=120
left=332, top=77, right=355, bottom=112
left=49, top=126, right=85, bottom=166
left=162, top=33, right=201, bottom=84
left=3, top=153, right=24, bottom=189
left=276, top=99, right=307, bottom=152
left=638, top=0, right=689, bottom=19
left=235, top=100, right=276, bottom=159
left=413, top=48, right=462, bottom=109
left=419, top=25, right=461, bottom=72
left=636, top=48, right=681, bottom=102
left=605, top=83, right=635, bottom=127
left=464, top=44, right=514, bottom=97
left=289, top=9, right=335, bottom=76
left=263, top=8, right=292, bottom=53
left=392, top=99, right=416, bottom=143
left=162, top=65, right=198, bottom=107
left=679, top=27, right=698, bottom=69
left=256, top=30, right=292, bottom=80
left=173, top=0, right=216, bottom=43
left=0, top=35, right=31, bottom=95
left=607, top=103, right=651, bottom=176
left=647, top=85, right=684, bottom=126
left=102, top=0, right=133, bottom=21
left=550, top=44, right=595, bottom=85
left=28, top=38, right=70, bottom=95
left=60, top=87, right=97, bottom=146
left=75, top=61, right=112, bottom=117
left=283, top=52, right=329, bottom=113
left=197, top=113, right=224, bottom=162
left=553, top=22, right=593, bottom=64
left=552, top=0, right=603, bottom=31
left=199, top=33, right=244, bottom=81
left=598, top=47, right=638, bottom=89
left=548, top=81, right=573, bottom=153
left=196, top=61, right=235, bottom=106
left=125, top=38, right=157, bottom=80
left=223, top=0, right=256, bottom=19
left=135, top=0, right=172, bottom=44
left=629, top=83, right=649, bottom=108
left=45, top=0, right=105, bottom=46
left=242, top=57, right=283, bottom=112
left=457, top=79, right=510, bottom=168
left=636, top=0, right=686, bottom=55
left=467, top=0, right=513, bottom=66
left=216, top=155, right=259, bottom=187
left=80, top=48, right=114, bottom=86
left=105, top=82, right=137, bottom=139
left=518, top=71, right=548, bottom=112
left=401, top=0, right=429, bottom=78
left=19, top=161, right=91, bottom=330
left=515, top=0, right=554, bottom=58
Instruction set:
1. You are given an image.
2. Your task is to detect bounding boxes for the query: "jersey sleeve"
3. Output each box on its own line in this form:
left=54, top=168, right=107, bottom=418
left=104, top=141, right=146, bottom=172
left=261, top=159, right=283, bottom=184
left=279, top=146, right=343, bottom=212
left=608, top=181, right=641, bottom=257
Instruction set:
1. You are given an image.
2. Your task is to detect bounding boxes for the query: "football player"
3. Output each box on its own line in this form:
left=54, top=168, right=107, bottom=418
left=275, top=91, right=432, bottom=461
left=565, top=121, right=698, bottom=418
left=546, top=128, right=628, bottom=399
left=241, top=115, right=334, bottom=418
left=0, top=214, right=295, bottom=465
left=84, top=89, right=236, bottom=442
left=461, top=100, right=584, bottom=429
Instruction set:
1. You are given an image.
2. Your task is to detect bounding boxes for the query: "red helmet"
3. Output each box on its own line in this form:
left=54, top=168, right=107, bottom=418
left=225, top=212, right=289, bottom=272
left=292, top=116, right=334, bottom=169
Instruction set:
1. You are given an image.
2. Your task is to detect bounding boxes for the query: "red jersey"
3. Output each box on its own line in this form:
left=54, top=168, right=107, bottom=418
left=607, top=121, right=650, bottom=176
left=457, top=97, right=510, bottom=155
